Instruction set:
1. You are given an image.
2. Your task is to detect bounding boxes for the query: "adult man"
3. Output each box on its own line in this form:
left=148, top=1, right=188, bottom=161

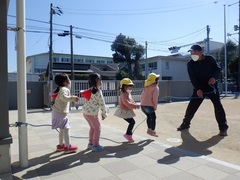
left=177, top=44, right=228, bottom=136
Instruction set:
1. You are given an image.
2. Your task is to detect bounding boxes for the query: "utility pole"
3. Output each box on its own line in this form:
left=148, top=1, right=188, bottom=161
left=48, top=3, right=53, bottom=108
left=206, top=25, right=210, bottom=54
left=49, top=3, right=53, bottom=81
left=238, top=0, right=240, bottom=94
left=57, top=25, right=74, bottom=80
left=49, top=4, right=62, bottom=107
left=70, top=25, right=74, bottom=80
left=145, top=41, right=148, bottom=77
left=49, top=4, right=63, bottom=81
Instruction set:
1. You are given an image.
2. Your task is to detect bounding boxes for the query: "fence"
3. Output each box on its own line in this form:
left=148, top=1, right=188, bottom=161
left=8, top=80, right=225, bottom=110
left=44, top=80, right=196, bottom=109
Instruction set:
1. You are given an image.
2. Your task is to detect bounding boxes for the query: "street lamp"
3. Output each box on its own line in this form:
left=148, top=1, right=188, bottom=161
left=224, top=4, right=227, bottom=96
left=228, top=0, right=240, bottom=94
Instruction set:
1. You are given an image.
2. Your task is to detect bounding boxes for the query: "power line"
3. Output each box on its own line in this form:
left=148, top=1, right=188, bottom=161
left=7, top=14, right=209, bottom=55
left=62, top=1, right=218, bottom=16
left=149, top=27, right=206, bottom=44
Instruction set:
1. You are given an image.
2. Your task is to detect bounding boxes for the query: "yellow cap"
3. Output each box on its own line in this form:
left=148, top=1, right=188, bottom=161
left=144, top=73, right=160, bottom=86
left=120, top=78, right=134, bottom=87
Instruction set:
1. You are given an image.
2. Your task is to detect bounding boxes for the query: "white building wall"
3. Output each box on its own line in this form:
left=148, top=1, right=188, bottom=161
left=140, top=56, right=189, bottom=81
left=161, top=59, right=189, bottom=80
left=26, top=53, right=114, bottom=74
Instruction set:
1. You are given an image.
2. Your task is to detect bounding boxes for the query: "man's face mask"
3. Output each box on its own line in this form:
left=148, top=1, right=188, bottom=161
left=191, top=55, right=199, bottom=61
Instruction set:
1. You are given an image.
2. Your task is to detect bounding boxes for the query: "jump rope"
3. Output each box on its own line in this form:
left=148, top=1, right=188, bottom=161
left=9, top=84, right=217, bottom=142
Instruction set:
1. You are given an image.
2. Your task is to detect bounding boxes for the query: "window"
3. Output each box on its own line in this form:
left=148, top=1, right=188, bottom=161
left=165, top=61, right=169, bottom=70
left=149, top=62, right=157, bottom=70
left=62, top=58, right=70, bottom=62
left=97, top=60, right=105, bottom=64
left=86, top=59, right=95, bottom=63
left=53, top=57, right=59, bottom=62
left=75, top=59, right=84, bottom=63
left=107, top=60, right=114, bottom=64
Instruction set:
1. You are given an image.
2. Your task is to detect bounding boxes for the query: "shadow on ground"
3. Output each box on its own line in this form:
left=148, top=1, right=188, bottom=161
left=157, top=130, right=224, bottom=164
left=12, top=139, right=154, bottom=179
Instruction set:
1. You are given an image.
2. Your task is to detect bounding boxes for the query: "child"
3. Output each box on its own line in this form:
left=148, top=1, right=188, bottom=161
left=141, top=73, right=160, bottom=137
left=114, top=78, right=140, bottom=142
left=81, top=73, right=108, bottom=152
left=51, top=73, right=79, bottom=153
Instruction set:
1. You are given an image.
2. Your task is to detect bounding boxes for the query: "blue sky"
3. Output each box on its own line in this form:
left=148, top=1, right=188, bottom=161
left=7, top=0, right=239, bottom=72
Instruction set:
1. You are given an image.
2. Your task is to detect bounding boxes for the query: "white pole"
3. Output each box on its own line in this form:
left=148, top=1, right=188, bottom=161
left=224, top=4, right=228, bottom=96
left=16, top=0, right=28, bottom=167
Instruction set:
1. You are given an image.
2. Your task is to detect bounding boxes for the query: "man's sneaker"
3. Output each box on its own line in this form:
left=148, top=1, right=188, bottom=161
left=56, top=144, right=65, bottom=151
left=147, top=130, right=158, bottom=137
left=219, top=130, right=228, bottom=136
left=87, top=143, right=93, bottom=150
left=64, top=144, right=78, bottom=154
left=123, top=134, right=134, bottom=142
left=147, top=129, right=151, bottom=134
left=92, top=145, right=104, bottom=152
left=177, top=122, right=190, bottom=131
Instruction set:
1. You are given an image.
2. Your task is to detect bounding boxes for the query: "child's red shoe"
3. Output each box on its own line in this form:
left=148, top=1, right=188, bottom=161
left=56, top=144, right=65, bottom=151
left=64, top=144, right=78, bottom=154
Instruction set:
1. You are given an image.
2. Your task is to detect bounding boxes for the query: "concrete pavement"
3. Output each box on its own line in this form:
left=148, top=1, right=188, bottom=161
left=5, top=97, right=240, bottom=179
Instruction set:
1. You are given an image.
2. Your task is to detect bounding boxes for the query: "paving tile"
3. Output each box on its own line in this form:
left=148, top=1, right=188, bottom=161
left=8, top=107, right=240, bottom=180
left=74, top=166, right=113, bottom=180
left=168, top=157, right=201, bottom=171
left=187, top=165, right=230, bottom=180
left=221, top=175, right=240, bottom=180
left=125, top=154, right=157, bottom=168
left=102, top=160, right=138, bottom=175
left=28, top=143, right=50, bottom=153
left=185, top=156, right=209, bottom=165
left=33, top=163, right=72, bottom=179
left=140, top=144, right=162, bottom=155
left=43, top=172, right=79, bottom=180
left=144, top=164, right=181, bottom=178
left=163, top=171, right=202, bottom=180
left=205, top=161, right=240, bottom=174
left=100, top=175, right=121, bottom=180
left=146, top=150, right=175, bottom=161
left=70, top=162, right=98, bottom=173
left=118, top=169, right=159, bottom=180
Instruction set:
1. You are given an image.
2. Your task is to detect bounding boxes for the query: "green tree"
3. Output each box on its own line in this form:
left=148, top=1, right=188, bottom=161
left=115, top=70, right=128, bottom=80
left=219, top=40, right=238, bottom=81
left=229, top=56, right=238, bottom=82
left=111, top=33, right=145, bottom=80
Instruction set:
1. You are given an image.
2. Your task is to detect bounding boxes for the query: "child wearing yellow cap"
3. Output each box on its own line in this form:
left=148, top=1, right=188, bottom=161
left=141, top=73, right=160, bottom=137
left=114, top=78, right=140, bottom=142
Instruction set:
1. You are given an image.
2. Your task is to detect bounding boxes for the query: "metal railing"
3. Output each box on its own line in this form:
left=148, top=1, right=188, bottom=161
left=73, top=80, right=176, bottom=109
left=44, top=80, right=197, bottom=109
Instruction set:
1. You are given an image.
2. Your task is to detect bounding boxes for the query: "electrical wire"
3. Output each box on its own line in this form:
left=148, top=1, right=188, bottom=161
left=7, top=12, right=209, bottom=55
left=62, top=1, right=218, bottom=16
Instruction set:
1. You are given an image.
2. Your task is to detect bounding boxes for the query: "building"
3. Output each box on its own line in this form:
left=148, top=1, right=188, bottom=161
left=8, top=72, right=40, bottom=81
left=26, top=40, right=224, bottom=81
left=26, top=52, right=118, bottom=80
left=140, top=40, right=224, bottom=81
left=140, top=55, right=189, bottom=80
